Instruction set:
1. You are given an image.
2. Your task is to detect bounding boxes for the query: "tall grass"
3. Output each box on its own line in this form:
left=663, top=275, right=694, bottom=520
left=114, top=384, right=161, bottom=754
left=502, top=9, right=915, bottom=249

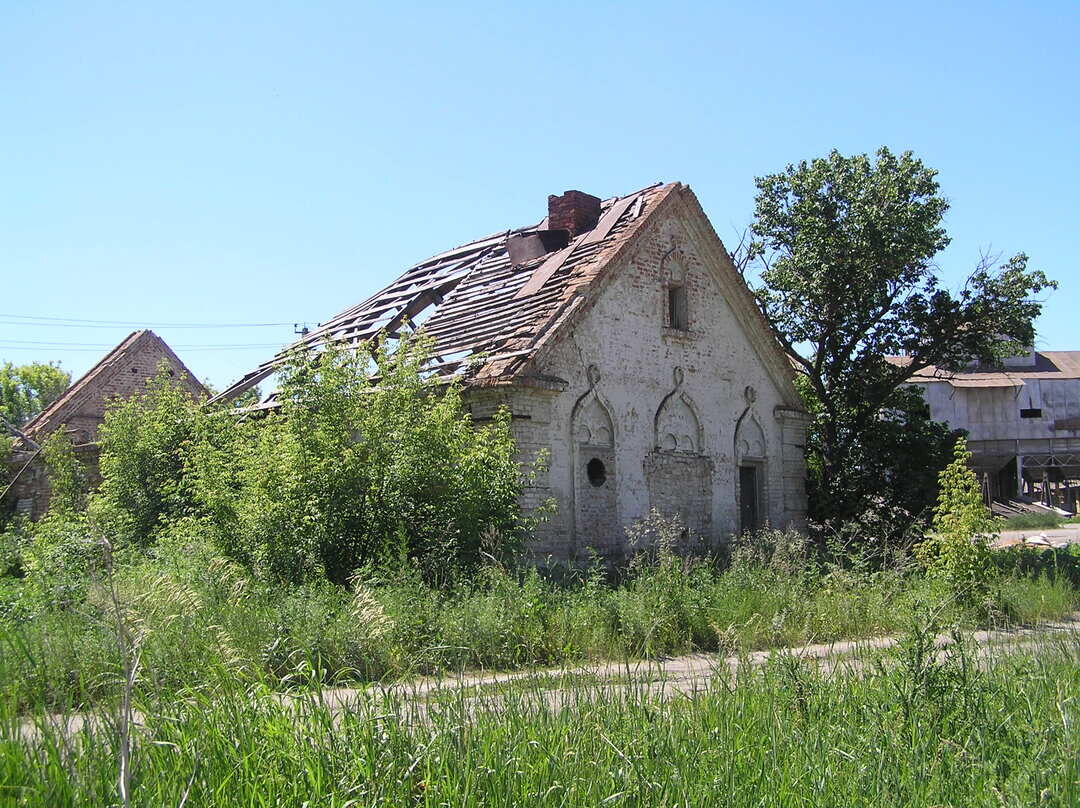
left=3, top=628, right=1078, bottom=806
left=1002, top=512, right=1067, bottom=530
left=2, top=533, right=1078, bottom=714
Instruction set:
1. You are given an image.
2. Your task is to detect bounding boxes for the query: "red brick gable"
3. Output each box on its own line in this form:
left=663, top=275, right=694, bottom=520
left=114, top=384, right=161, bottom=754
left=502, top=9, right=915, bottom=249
left=20, top=330, right=207, bottom=445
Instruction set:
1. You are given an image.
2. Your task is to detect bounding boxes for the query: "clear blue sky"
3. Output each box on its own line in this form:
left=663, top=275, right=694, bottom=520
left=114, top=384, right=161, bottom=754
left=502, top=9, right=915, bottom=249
left=2, top=1, right=1077, bottom=389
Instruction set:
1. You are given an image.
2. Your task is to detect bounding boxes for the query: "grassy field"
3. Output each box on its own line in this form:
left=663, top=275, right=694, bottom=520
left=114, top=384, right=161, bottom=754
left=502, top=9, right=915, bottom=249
left=1001, top=511, right=1080, bottom=530
left=2, top=535, right=1079, bottom=716
left=2, top=529, right=1079, bottom=806
left=2, top=624, right=1077, bottom=807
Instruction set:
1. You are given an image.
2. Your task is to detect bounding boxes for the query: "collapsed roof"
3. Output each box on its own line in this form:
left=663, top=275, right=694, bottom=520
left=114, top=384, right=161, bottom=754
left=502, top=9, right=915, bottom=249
left=212, top=182, right=678, bottom=405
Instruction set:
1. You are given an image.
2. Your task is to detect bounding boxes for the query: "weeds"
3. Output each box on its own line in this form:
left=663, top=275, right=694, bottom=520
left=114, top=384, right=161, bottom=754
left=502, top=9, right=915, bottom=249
left=1001, top=511, right=1080, bottom=530
left=2, top=627, right=1077, bottom=806
left=2, top=528, right=1076, bottom=714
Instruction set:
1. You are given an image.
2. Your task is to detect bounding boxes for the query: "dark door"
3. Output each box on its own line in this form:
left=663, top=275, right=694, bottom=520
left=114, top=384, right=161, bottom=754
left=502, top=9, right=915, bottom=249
left=739, top=465, right=759, bottom=534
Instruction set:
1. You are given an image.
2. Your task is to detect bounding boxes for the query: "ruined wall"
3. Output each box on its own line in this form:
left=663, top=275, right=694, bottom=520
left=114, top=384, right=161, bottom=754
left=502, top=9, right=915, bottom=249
left=4, top=338, right=206, bottom=520
left=45, top=339, right=205, bottom=445
left=481, top=200, right=808, bottom=562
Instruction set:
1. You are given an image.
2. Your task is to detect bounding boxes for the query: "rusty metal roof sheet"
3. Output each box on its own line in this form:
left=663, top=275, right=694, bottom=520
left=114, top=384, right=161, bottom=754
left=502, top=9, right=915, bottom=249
left=213, top=182, right=679, bottom=403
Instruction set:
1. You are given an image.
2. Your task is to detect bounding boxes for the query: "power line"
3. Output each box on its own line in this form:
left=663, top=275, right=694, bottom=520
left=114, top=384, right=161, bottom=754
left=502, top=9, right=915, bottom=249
left=0, top=343, right=281, bottom=353
left=0, top=313, right=297, bottom=328
left=0, top=338, right=284, bottom=348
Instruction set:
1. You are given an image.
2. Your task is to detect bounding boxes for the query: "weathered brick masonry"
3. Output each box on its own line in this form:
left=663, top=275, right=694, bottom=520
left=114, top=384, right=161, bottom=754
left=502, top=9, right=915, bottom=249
left=4, top=330, right=207, bottom=519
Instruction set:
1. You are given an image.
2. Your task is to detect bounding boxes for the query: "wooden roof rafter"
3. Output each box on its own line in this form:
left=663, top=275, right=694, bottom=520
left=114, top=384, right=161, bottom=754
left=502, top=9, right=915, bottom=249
left=211, top=183, right=671, bottom=406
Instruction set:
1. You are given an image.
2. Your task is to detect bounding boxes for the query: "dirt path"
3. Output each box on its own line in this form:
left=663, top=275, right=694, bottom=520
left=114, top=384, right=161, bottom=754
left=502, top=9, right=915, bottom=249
left=316, top=613, right=1080, bottom=716
left=16, top=614, right=1080, bottom=740
left=993, top=522, right=1080, bottom=548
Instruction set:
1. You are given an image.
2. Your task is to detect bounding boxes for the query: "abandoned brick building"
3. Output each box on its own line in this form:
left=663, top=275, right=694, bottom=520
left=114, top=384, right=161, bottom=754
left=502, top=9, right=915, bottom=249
left=3, top=330, right=207, bottom=519
left=215, top=183, right=810, bottom=560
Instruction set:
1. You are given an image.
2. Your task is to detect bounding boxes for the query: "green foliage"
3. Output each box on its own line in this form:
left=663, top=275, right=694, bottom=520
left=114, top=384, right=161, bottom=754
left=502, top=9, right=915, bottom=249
left=1000, top=511, right=1066, bottom=530
left=3, top=612, right=1078, bottom=807
left=191, top=336, right=524, bottom=584
left=15, top=432, right=95, bottom=607
left=89, top=365, right=204, bottom=548
left=22, top=337, right=523, bottom=587
left=0, top=434, right=13, bottom=527
left=799, top=379, right=961, bottom=537
left=992, top=543, right=1080, bottom=590
left=1, top=524, right=1076, bottom=714
left=0, top=361, right=70, bottom=427
left=0, top=517, right=29, bottom=580
left=744, top=147, right=1056, bottom=524
left=0, top=430, right=89, bottom=578
left=916, top=438, right=995, bottom=601
left=39, top=430, right=86, bottom=514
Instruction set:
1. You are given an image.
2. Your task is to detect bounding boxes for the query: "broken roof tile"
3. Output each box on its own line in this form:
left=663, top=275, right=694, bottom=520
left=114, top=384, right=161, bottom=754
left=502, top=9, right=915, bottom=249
left=212, top=182, right=677, bottom=404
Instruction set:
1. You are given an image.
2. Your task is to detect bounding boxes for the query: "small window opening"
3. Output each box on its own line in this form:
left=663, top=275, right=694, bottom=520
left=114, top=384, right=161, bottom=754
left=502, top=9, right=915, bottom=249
left=668, top=285, right=688, bottom=330
left=586, top=457, right=607, bottom=487
left=1020, top=408, right=1042, bottom=419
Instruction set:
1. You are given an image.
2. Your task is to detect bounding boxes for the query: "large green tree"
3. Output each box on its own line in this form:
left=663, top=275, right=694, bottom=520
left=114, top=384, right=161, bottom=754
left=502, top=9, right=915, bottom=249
left=0, top=361, right=70, bottom=427
left=742, top=147, right=1055, bottom=525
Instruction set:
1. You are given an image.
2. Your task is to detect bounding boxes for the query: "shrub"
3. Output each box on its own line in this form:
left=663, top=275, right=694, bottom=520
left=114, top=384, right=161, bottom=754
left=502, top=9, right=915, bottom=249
left=0, top=434, right=14, bottom=530
left=89, top=366, right=206, bottom=548
left=191, top=336, right=525, bottom=584
left=915, top=437, right=995, bottom=603
left=39, top=430, right=87, bottom=514
left=19, top=432, right=98, bottom=609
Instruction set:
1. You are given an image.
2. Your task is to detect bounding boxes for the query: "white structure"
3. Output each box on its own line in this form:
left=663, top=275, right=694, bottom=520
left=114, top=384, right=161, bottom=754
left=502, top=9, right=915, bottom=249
left=218, top=183, right=810, bottom=561
left=890, top=351, right=1080, bottom=504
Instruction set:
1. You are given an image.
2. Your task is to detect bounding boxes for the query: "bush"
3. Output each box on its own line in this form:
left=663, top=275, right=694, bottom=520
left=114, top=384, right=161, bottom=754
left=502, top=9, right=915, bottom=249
left=992, top=543, right=1080, bottom=589
left=190, top=336, right=525, bottom=584
left=18, top=433, right=100, bottom=610
left=89, top=367, right=205, bottom=548
left=915, top=437, right=995, bottom=603
left=32, top=336, right=526, bottom=587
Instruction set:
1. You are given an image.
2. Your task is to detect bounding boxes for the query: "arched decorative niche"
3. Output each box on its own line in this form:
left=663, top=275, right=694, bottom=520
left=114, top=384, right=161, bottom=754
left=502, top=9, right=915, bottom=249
left=734, top=413, right=766, bottom=459
left=573, top=395, right=614, bottom=447
left=734, top=385, right=768, bottom=533
left=645, top=366, right=714, bottom=547
left=734, top=386, right=766, bottom=460
left=570, top=365, right=619, bottom=555
left=653, top=367, right=704, bottom=454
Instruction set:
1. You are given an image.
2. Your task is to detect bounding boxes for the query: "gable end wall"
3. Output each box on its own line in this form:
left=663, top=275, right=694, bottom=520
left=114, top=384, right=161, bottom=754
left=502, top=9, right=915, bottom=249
left=473, top=197, right=808, bottom=562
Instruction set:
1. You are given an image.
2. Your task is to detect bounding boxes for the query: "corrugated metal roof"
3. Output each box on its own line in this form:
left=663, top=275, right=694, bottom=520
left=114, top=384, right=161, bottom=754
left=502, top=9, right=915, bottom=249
left=888, top=351, right=1080, bottom=388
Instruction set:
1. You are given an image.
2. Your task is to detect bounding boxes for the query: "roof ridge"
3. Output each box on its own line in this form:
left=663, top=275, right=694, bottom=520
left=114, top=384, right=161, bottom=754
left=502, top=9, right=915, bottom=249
left=21, top=330, right=208, bottom=440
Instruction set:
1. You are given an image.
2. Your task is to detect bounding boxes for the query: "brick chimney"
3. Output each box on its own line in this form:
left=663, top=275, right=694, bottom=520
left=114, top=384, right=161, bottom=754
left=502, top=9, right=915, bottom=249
left=547, top=190, right=602, bottom=237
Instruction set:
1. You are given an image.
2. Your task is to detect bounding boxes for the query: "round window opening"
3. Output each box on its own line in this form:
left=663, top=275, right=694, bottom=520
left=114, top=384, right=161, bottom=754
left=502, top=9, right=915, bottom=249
left=586, top=458, right=607, bottom=487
